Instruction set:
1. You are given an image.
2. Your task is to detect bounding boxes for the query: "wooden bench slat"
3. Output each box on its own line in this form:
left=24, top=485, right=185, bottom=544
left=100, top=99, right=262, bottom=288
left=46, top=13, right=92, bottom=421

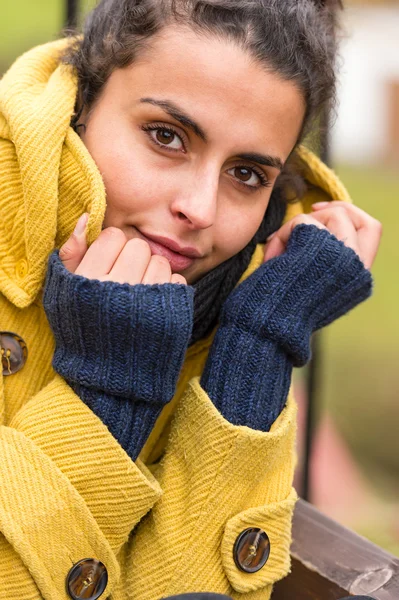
left=272, top=500, right=399, bottom=599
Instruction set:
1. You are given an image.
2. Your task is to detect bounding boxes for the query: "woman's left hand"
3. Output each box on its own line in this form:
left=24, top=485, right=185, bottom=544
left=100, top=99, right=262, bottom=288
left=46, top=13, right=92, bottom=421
left=264, top=201, right=382, bottom=270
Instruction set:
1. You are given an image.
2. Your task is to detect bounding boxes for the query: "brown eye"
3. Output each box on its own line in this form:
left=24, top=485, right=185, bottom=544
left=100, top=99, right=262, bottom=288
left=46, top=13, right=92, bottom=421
left=144, top=125, right=185, bottom=151
left=235, top=167, right=252, bottom=182
left=156, top=129, right=174, bottom=145
left=227, top=165, right=267, bottom=189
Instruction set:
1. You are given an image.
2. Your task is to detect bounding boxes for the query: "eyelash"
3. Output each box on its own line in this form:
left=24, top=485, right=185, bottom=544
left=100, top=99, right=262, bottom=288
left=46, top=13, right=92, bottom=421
left=141, top=123, right=271, bottom=191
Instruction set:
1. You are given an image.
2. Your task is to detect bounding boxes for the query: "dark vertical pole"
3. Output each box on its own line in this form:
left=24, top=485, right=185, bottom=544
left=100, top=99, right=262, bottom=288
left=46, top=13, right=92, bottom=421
left=66, top=0, right=79, bottom=29
left=302, top=81, right=332, bottom=504
left=302, top=0, right=343, bottom=503
left=303, top=334, right=322, bottom=501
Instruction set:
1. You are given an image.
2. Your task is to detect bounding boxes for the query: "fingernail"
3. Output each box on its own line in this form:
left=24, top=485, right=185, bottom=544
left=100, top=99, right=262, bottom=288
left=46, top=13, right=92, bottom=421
left=266, top=232, right=276, bottom=241
left=74, top=213, right=89, bottom=236
left=311, top=202, right=328, bottom=209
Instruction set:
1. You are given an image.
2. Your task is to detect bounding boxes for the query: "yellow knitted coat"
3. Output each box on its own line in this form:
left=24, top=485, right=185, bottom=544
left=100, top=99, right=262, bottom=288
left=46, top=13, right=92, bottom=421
left=0, top=40, right=351, bottom=600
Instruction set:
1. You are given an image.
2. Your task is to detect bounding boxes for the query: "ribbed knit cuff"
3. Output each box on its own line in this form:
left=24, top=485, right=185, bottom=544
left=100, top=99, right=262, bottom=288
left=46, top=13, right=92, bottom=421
left=43, top=251, right=194, bottom=403
left=200, top=330, right=292, bottom=431
left=201, top=224, right=373, bottom=431
left=70, top=383, right=164, bottom=461
left=218, top=224, right=373, bottom=367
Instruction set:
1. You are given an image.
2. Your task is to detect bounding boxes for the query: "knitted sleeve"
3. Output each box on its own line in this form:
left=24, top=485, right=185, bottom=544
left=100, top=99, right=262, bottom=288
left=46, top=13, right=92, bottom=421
left=200, top=224, right=373, bottom=431
left=43, top=251, right=194, bottom=460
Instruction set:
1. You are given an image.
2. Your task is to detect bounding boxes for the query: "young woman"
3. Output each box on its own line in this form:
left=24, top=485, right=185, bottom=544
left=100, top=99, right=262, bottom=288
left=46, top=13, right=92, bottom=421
left=0, top=1, right=381, bottom=599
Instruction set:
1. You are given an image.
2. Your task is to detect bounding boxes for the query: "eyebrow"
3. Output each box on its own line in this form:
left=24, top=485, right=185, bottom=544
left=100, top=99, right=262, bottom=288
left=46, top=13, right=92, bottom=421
left=236, top=152, right=283, bottom=172
left=140, top=97, right=207, bottom=142
left=139, top=97, right=284, bottom=171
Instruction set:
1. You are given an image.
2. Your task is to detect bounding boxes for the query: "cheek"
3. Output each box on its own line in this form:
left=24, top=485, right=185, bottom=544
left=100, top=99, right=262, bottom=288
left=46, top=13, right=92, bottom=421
left=85, top=128, right=163, bottom=216
left=103, top=161, right=153, bottom=214
left=215, top=202, right=268, bottom=260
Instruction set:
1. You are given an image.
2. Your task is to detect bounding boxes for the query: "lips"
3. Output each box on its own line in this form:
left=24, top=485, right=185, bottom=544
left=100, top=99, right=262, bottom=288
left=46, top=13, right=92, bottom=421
left=135, top=229, right=200, bottom=272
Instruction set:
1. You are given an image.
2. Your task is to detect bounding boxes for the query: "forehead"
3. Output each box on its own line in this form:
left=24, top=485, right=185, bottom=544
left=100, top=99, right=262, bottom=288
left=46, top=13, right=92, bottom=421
left=106, top=26, right=305, bottom=158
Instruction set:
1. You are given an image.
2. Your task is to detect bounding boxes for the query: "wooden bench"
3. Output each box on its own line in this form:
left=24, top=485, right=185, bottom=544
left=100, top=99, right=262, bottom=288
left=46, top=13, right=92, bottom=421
left=273, top=500, right=399, bottom=599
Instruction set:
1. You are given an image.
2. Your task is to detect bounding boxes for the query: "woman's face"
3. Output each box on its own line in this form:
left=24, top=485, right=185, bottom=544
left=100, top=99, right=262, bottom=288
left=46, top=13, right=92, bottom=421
left=80, top=27, right=305, bottom=284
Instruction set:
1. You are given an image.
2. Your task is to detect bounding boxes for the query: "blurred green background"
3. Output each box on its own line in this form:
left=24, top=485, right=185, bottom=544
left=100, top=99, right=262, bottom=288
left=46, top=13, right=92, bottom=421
left=2, top=0, right=399, bottom=554
left=323, top=164, right=399, bottom=554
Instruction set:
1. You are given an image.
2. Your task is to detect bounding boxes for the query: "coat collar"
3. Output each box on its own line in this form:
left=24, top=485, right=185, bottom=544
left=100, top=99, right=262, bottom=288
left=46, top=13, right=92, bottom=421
left=0, top=39, right=105, bottom=309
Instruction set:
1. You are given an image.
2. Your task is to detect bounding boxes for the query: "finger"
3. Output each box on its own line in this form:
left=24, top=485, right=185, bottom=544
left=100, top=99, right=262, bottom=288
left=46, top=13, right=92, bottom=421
left=106, top=238, right=152, bottom=285
left=171, top=273, right=188, bottom=285
left=310, top=201, right=330, bottom=210
left=59, top=213, right=89, bottom=273
left=360, top=223, right=382, bottom=270
left=141, top=254, right=172, bottom=285
left=264, top=214, right=327, bottom=262
left=310, top=207, right=359, bottom=257
left=312, top=201, right=376, bottom=230
left=312, top=201, right=378, bottom=233
left=311, top=201, right=382, bottom=268
left=75, top=227, right=127, bottom=279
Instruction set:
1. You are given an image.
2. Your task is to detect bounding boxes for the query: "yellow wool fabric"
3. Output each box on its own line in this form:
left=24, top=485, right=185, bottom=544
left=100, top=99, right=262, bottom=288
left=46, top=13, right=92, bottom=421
left=0, top=41, right=351, bottom=600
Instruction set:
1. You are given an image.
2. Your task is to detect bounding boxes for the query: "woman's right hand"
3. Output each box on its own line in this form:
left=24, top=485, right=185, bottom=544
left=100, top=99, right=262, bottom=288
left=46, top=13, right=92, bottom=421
left=59, top=213, right=187, bottom=285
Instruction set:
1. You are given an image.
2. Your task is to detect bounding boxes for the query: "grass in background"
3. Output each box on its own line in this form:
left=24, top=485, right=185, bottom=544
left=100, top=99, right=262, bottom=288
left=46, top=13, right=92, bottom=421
left=1, top=0, right=97, bottom=73
left=333, top=164, right=399, bottom=348
left=1, top=1, right=62, bottom=72
left=322, top=163, right=399, bottom=486
left=319, top=164, right=399, bottom=554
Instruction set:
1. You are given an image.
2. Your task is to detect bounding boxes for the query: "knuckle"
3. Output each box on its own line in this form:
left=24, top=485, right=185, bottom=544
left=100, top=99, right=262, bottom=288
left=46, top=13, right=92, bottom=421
left=100, top=227, right=127, bottom=243
left=303, top=214, right=315, bottom=223
left=59, top=243, right=74, bottom=259
left=128, top=237, right=152, bottom=256
left=332, top=206, right=347, bottom=218
left=329, top=207, right=348, bottom=225
left=373, top=218, right=383, bottom=235
left=295, top=214, right=314, bottom=225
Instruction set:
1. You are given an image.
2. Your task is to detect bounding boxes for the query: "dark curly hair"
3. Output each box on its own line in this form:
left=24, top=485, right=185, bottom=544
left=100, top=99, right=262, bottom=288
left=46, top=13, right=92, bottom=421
left=64, top=0, right=342, bottom=217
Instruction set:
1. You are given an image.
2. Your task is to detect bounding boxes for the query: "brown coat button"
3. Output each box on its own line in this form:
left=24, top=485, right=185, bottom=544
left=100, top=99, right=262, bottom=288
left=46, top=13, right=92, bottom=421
left=66, top=558, right=108, bottom=600
left=0, top=332, right=28, bottom=376
left=233, top=528, right=270, bottom=573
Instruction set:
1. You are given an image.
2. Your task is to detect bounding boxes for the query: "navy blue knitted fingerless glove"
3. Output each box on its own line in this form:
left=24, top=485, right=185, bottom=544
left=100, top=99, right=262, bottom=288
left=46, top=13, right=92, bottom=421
left=201, top=224, right=373, bottom=431
left=43, top=251, right=194, bottom=460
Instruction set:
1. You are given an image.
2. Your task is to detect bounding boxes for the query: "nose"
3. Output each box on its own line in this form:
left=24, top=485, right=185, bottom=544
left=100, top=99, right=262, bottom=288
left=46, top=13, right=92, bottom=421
left=170, top=168, right=219, bottom=230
